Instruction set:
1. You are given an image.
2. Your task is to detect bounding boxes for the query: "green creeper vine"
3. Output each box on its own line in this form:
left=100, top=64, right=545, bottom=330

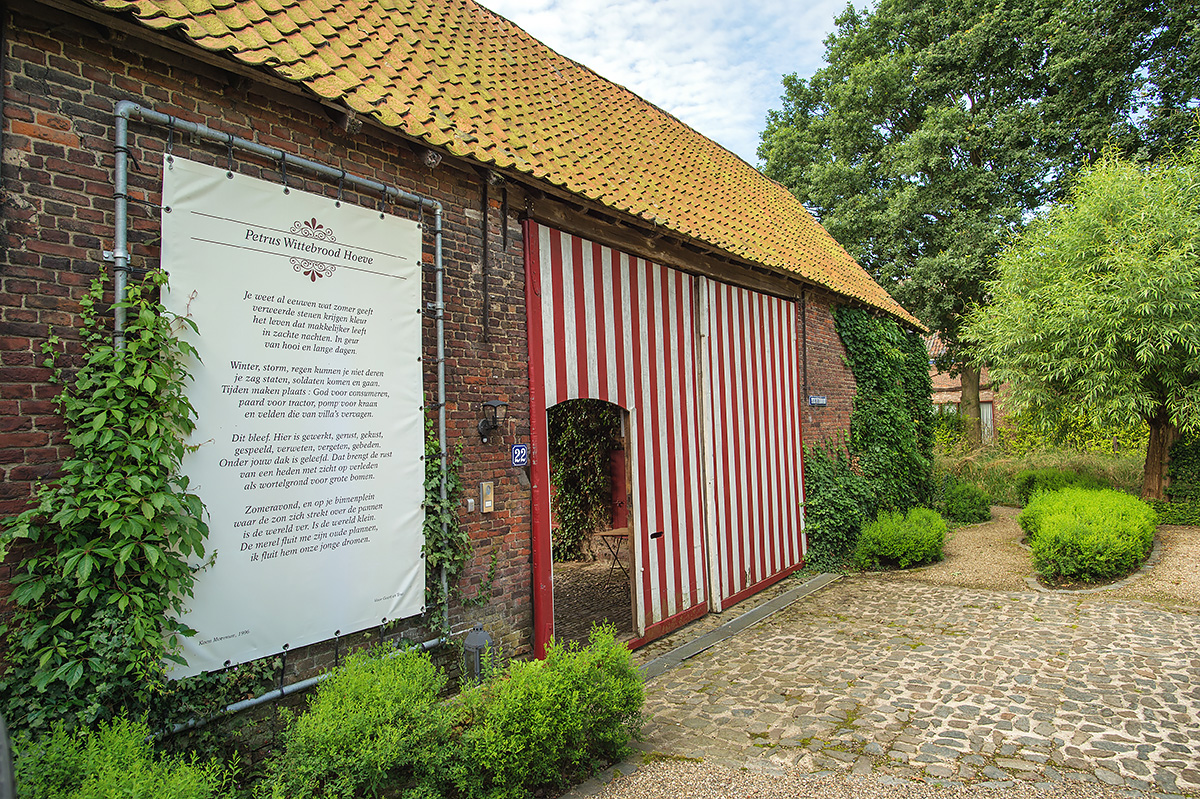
left=802, top=308, right=934, bottom=568
left=835, top=306, right=934, bottom=512
left=0, top=272, right=209, bottom=733
left=547, top=400, right=623, bottom=562
left=422, top=422, right=496, bottom=638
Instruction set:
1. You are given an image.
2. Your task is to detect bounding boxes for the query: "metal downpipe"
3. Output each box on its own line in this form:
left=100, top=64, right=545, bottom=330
left=435, top=206, right=449, bottom=634
left=165, top=635, right=445, bottom=738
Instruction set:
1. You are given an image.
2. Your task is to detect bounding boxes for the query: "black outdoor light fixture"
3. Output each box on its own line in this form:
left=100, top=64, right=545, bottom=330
left=477, top=399, right=508, bottom=443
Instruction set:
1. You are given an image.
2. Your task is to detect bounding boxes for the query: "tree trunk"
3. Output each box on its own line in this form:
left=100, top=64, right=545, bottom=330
left=1142, top=408, right=1179, bottom=500
left=961, top=365, right=982, bottom=448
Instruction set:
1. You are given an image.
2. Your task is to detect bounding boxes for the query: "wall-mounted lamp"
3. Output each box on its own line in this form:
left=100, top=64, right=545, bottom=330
left=477, top=399, right=508, bottom=443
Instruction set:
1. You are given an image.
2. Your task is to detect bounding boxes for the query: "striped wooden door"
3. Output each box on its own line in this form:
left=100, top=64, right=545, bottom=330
left=525, top=222, right=709, bottom=651
left=523, top=222, right=808, bottom=656
left=699, top=279, right=807, bottom=611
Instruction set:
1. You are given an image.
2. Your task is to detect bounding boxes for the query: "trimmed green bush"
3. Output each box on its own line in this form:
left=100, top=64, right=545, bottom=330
left=854, top=507, right=946, bottom=570
left=267, top=646, right=453, bottom=799
left=1019, top=487, right=1156, bottom=582
left=14, top=717, right=235, bottom=799
left=942, top=480, right=991, bottom=524
left=266, top=625, right=641, bottom=799
left=1014, top=467, right=1107, bottom=506
left=454, top=625, right=642, bottom=799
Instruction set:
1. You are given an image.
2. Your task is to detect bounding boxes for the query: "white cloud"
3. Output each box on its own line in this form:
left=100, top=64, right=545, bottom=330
left=478, top=0, right=850, bottom=164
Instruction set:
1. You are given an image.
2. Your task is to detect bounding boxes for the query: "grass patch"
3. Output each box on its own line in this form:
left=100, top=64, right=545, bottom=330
left=936, top=446, right=1144, bottom=506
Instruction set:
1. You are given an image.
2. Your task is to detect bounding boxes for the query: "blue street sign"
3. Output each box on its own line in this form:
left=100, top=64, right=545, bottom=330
left=511, top=443, right=530, bottom=467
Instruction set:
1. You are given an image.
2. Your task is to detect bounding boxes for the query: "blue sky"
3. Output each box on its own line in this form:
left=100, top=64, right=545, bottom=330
left=477, top=0, right=852, bottom=166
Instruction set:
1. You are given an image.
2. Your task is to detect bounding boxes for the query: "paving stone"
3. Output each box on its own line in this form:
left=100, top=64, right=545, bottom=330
left=626, top=577, right=1200, bottom=799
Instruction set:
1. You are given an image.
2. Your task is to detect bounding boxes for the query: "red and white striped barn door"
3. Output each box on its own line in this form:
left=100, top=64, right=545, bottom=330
left=523, top=222, right=806, bottom=656
left=699, top=280, right=807, bottom=611
left=524, top=221, right=709, bottom=653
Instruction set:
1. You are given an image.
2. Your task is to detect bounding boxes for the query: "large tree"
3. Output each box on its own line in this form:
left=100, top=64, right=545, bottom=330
left=963, top=145, right=1200, bottom=499
left=759, top=0, right=1199, bottom=445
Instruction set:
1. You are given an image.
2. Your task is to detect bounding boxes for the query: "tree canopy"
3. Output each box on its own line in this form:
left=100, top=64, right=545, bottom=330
left=963, top=143, right=1200, bottom=499
left=759, top=0, right=1199, bottom=442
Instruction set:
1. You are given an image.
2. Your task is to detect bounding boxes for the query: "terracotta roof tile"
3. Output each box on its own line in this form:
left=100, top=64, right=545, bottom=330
left=89, top=0, right=917, bottom=325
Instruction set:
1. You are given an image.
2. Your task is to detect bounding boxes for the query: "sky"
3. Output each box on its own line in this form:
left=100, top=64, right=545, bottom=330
left=477, top=0, right=853, bottom=166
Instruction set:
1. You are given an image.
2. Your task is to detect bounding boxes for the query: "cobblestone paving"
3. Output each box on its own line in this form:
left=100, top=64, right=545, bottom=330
left=554, top=559, right=634, bottom=649
left=636, top=576, right=1200, bottom=797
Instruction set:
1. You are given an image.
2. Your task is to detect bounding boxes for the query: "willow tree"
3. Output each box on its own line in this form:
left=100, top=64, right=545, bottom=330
left=759, top=0, right=1199, bottom=445
left=963, top=145, right=1200, bottom=499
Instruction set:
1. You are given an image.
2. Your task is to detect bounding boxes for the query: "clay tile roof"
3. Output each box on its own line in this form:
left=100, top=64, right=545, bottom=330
left=90, top=0, right=917, bottom=325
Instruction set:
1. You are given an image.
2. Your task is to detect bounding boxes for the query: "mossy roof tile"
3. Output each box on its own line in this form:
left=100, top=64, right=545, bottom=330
left=90, top=0, right=915, bottom=324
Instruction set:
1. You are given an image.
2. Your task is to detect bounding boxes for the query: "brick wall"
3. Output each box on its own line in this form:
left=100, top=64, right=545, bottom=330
left=799, top=290, right=855, bottom=449
left=0, top=4, right=532, bottom=676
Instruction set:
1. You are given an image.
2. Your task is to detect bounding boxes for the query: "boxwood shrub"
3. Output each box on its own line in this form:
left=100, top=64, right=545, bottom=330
left=266, top=646, right=454, bottom=799
left=14, top=717, right=235, bottom=799
left=266, top=624, right=641, bottom=799
left=942, top=479, right=991, bottom=524
left=453, top=625, right=642, bottom=798
left=854, top=507, right=946, bottom=570
left=1019, top=487, right=1156, bottom=582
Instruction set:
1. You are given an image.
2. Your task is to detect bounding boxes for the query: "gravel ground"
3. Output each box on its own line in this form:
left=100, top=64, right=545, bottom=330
left=588, top=760, right=1140, bottom=799
left=569, top=508, right=1200, bottom=799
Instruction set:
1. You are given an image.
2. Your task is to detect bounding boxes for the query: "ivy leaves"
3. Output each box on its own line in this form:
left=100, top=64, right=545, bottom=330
left=0, top=272, right=208, bottom=732
left=548, top=401, right=622, bottom=562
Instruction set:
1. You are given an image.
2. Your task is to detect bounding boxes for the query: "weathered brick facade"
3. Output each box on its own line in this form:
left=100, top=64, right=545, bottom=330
left=0, top=2, right=533, bottom=675
left=799, top=289, right=857, bottom=449
left=0, top=0, right=875, bottom=686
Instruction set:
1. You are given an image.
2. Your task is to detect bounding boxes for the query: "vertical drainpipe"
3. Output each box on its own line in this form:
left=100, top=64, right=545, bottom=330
left=801, top=288, right=808, bottom=401
left=434, top=205, right=449, bottom=633
left=480, top=177, right=490, bottom=342
left=1, top=0, right=8, bottom=176
left=112, top=106, right=131, bottom=348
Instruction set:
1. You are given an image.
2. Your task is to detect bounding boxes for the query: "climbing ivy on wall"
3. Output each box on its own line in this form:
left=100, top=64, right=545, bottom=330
left=548, top=400, right=623, bottom=562
left=1155, top=435, right=1200, bottom=522
left=1167, top=436, right=1200, bottom=503
left=0, top=273, right=210, bottom=732
left=422, top=420, right=496, bottom=637
left=834, top=306, right=934, bottom=512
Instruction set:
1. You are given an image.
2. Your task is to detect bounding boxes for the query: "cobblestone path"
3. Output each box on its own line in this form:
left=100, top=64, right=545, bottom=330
left=638, top=577, right=1200, bottom=797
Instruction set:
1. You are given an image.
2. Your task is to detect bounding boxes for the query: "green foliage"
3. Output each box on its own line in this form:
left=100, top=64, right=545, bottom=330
left=265, top=626, right=642, bottom=799
left=423, top=419, right=494, bottom=633
left=267, top=646, right=453, bottom=799
left=932, top=406, right=966, bottom=452
left=937, top=446, right=1144, bottom=507
left=801, top=445, right=876, bottom=569
left=997, top=409, right=1148, bottom=456
left=1148, top=499, right=1200, bottom=525
left=942, top=480, right=991, bottom=524
left=548, top=400, right=623, bottom=561
left=761, top=0, right=1197, bottom=387
left=964, top=142, right=1200, bottom=496
left=1019, top=487, right=1156, bottom=582
left=835, top=307, right=934, bottom=511
left=1015, top=468, right=1108, bottom=507
left=14, top=717, right=236, bottom=799
left=0, top=273, right=209, bottom=733
left=854, top=507, right=946, bottom=571
left=1166, top=435, right=1200, bottom=502
left=454, top=625, right=642, bottom=799
left=1149, top=435, right=1200, bottom=524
